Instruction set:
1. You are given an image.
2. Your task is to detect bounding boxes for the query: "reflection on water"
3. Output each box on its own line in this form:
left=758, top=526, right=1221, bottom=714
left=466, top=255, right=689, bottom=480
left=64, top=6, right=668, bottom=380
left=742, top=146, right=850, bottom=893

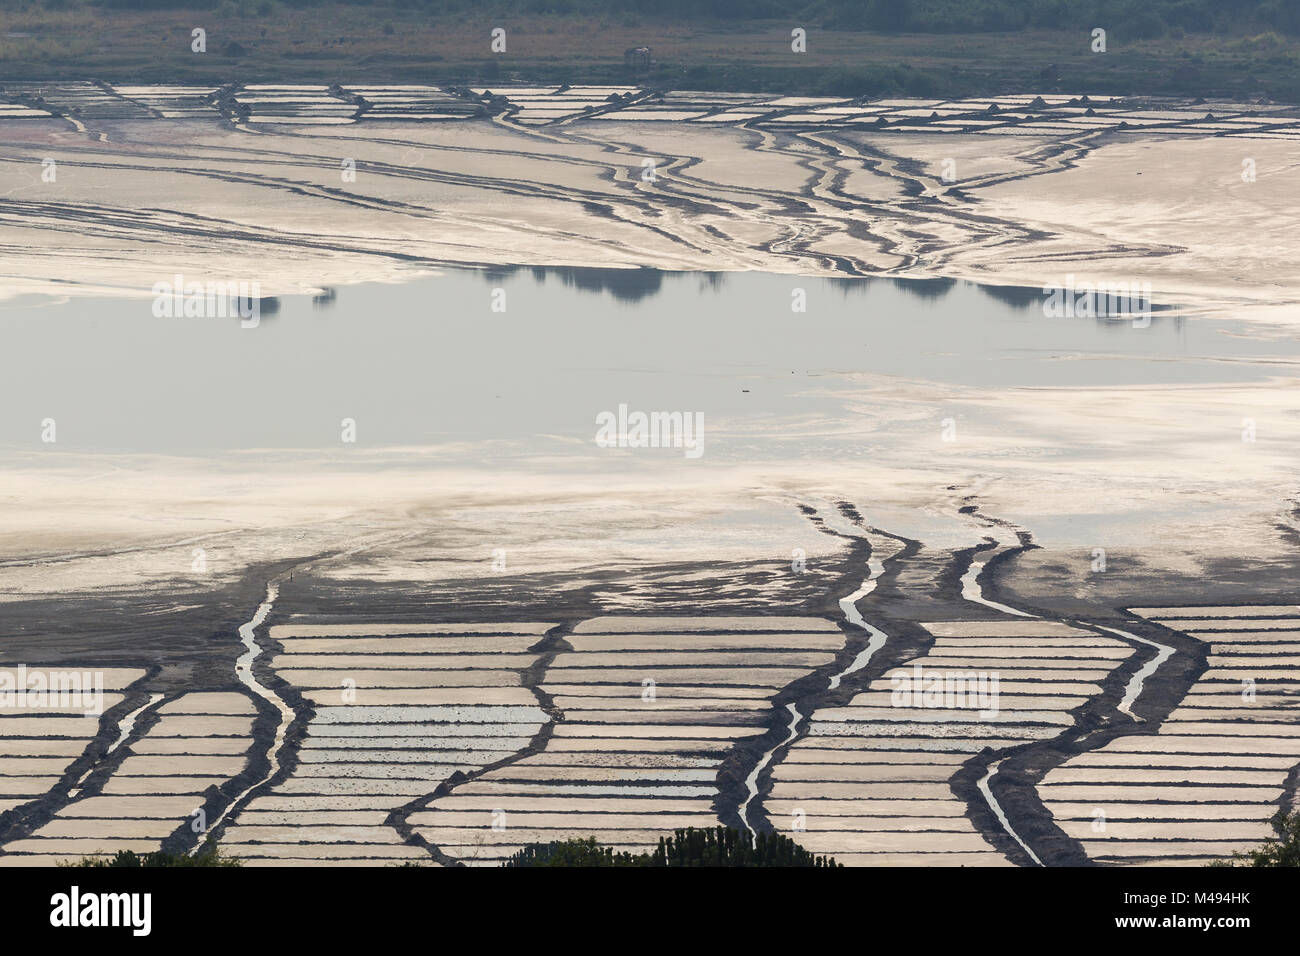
left=889, top=276, right=959, bottom=302
left=0, top=266, right=1287, bottom=455
left=483, top=265, right=674, bottom=303
left=481, top=266, right=1174, bottom=322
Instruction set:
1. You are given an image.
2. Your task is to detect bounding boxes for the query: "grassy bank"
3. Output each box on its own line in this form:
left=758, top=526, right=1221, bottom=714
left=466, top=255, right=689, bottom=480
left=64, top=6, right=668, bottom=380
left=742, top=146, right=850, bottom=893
left=0, top=2, right=1298, bottom=100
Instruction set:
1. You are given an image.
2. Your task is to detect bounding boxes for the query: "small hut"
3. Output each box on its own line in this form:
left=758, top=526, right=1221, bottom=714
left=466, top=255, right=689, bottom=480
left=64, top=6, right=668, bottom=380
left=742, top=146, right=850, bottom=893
left=624, top=46, right=651, bottom=73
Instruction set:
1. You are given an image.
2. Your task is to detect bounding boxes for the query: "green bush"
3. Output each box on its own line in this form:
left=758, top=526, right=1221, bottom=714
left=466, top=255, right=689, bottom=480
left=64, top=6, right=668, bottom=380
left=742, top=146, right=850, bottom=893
left=503, top=826, right=841, bottom=867
left=1213, top=810, right=1300, bottom=867
left=62, top=842, right=241, bottom=867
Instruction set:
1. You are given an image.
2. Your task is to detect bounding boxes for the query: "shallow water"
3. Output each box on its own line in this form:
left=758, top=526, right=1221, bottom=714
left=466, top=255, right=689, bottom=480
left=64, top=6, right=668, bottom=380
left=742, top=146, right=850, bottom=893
left=1, top=267, right=1291, bottom=457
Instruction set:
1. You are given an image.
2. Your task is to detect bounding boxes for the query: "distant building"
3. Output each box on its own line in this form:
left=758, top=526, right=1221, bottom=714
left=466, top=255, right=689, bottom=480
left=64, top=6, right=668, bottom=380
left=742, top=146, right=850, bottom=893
left=624, top=46, right=651, bottom=73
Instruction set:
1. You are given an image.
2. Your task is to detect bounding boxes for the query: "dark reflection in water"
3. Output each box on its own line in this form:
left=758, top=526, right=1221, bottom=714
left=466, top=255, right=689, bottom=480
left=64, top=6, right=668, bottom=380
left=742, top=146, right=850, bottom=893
left=483, top=265, right=668, bottom=303
left=491, top=264, right=1177, bottom=313
left=312, top=287, right=338, bottom=309
left=976, top=283, right=1044, bottom=310
left=234, top=295, right=281, bottom=321
left=976, top=281, right=1178, bottom=330
left=885, top=276, right=959, bottom=302
left=487, top=265, right=1183, bottom=331
left=695, top=272, right=728, bottom=294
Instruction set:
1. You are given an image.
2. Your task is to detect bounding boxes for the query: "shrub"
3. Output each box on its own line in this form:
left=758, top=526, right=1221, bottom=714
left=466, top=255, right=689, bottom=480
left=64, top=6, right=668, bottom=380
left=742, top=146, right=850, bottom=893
left=503, top=826, right=841, bottom=867
left=62, top=842, right=241, bottom=867
left=1212, top=810, right=1300, bottom=867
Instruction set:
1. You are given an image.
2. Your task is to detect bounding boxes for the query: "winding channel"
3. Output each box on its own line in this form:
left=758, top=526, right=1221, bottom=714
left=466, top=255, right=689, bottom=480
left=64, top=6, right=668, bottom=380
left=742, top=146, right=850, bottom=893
left=961, top=543, right=1046, bottom=864
left=1096, top=624, right=1176, bottom=722
left=739, top=703, right=801, bottom=837
left=977, top=759, right=1043, bottom=866
left=829, top=555, right=889, bottom=690
left=960, top=555, right=1033, bottom=617
left=68, top=692, right=163, bottom=796
left=739, top=515, right=892, bottom=836
left=961, top=538, right=1176, bottom=863
left=195, top=578, right=295, bottom=846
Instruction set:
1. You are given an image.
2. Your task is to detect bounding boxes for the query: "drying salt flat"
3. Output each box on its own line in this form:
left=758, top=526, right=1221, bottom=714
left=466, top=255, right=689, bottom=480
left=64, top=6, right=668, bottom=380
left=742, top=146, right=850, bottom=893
left=772, top=617, right=1137, bottom=867
left=1, top=506, right=1299, bottom=868
left=3, top=578, right=1296, bottom=867
left=1042, top=604, right=1300, bottom=866
left=0, top=81, right=1298, bottom=868
left=1, top=692, right=255, bottom=865
left=218, top=621, right=554, bottom=866
left=0, top=82, right=1298, bottom=314
left=0, top=668, right=144, bottom=821
left=409, top=616, right=841, bottom=866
